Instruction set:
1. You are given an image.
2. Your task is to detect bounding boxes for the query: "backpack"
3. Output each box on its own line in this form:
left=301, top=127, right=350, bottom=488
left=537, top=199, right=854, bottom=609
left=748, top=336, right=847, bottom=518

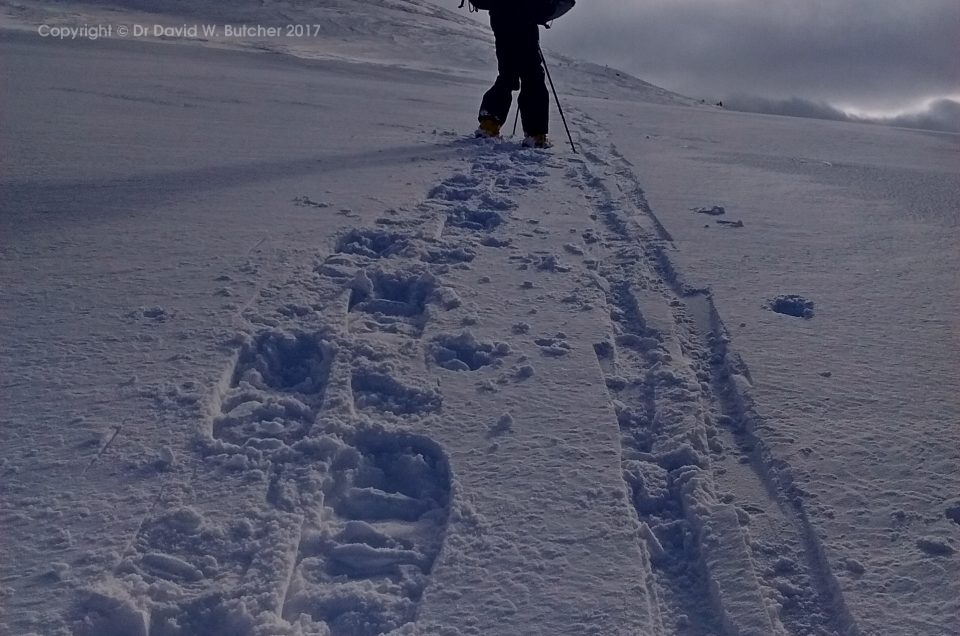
left=532, top=0, right=576, bottom=24
left=460, top=0, right=576, bottom=26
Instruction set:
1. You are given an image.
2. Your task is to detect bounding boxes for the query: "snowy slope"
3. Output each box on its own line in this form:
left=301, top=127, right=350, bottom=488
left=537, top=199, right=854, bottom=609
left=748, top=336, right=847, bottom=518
left=0, top=0, right=694, bottom=104
left=1, top=1, right=958, bottom=635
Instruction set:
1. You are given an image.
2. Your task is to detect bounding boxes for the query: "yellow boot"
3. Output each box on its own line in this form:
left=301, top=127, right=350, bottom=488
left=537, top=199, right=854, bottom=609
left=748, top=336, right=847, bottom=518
left=475, top=118, right=502, bottom=139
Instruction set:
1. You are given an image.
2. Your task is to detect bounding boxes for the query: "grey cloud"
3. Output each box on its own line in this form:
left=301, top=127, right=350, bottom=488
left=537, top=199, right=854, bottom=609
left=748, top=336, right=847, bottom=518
left=547, top=0, right=960, bottom=111
left=723, top=96, right=960, bottom=133
left=885, top=99, right=960, bottom=133
left=722, top=96, right=850, bottom=122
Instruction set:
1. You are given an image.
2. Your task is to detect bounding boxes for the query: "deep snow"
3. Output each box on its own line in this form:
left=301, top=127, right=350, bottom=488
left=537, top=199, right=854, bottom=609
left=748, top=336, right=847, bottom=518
left=1, top=1, right=958, bottom=635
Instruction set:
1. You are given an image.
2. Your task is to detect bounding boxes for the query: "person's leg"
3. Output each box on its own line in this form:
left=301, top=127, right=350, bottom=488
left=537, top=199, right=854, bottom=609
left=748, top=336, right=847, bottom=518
left=515, top=22, right=549, bottom=137
left=479, top=12, right=520, bottom=126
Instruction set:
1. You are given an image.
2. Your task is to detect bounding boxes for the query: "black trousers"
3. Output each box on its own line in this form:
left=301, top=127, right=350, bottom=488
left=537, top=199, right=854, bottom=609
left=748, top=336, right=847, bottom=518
left=478, top=11, right=549, bottom=136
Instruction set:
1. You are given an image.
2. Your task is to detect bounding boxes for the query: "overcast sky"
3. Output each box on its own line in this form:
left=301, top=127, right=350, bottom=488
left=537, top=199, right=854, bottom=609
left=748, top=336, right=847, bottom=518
left=538, top=0, right=959, bottom=114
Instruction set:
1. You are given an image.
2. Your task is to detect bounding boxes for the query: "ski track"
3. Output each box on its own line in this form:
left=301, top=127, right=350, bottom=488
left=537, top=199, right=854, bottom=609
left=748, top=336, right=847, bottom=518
left=69, top=114, right=860, bottom=635
left=571, top=111, right=860, bottom=636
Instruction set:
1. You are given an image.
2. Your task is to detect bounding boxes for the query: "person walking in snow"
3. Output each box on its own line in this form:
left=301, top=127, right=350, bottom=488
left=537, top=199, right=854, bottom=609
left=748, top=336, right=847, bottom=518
left=472, top=2, right=552, bottom=148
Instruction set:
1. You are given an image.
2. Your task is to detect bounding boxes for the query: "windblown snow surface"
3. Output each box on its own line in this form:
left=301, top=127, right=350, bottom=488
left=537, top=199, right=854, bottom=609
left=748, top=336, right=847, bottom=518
left=1, top=1, right=958, bottom=635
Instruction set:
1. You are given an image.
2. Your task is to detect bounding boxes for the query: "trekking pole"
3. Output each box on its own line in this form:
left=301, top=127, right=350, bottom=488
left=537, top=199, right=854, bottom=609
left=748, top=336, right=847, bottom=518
left=512, top=107, right=520, bottom=138
left=539, top=47, right=577, bottom=153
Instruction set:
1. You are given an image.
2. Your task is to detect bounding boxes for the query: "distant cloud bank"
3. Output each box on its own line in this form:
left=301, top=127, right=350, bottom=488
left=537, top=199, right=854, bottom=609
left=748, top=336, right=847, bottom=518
left=885, top=99, right=960, bottom=134
left=548, top=0, right=960, bottom=114
left=723, top=96, right=960, bottom=133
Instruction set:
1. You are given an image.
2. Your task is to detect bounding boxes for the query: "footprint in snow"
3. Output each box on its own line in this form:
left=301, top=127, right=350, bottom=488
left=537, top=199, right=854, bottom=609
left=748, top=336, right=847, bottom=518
left=213, top=329, right=334, bottom=450
left=281, top=429, right=452, bottom=635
